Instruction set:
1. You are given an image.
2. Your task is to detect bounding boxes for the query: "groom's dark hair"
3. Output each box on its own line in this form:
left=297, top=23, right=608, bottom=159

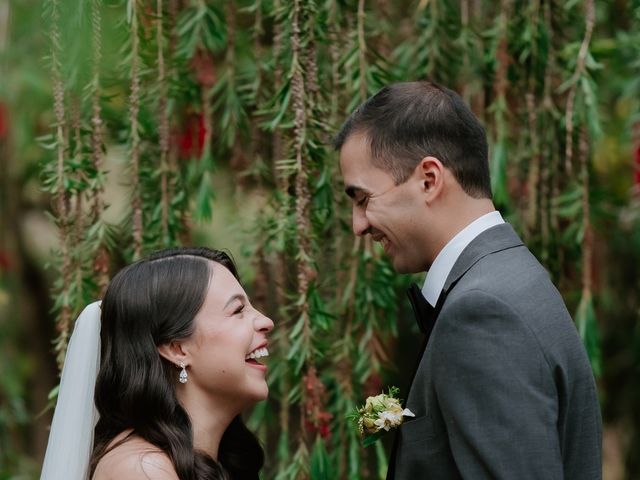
left=334, top=81, right=492, bottom=200
left=90, top=247, right=264, bottom=480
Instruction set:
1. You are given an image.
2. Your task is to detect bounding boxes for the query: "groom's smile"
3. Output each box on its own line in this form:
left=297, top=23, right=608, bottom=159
left=372, top=233, right=391, bottom=254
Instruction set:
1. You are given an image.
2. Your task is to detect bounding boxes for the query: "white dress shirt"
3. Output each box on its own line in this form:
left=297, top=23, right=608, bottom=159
left=421, top=211, right=505, bottom=306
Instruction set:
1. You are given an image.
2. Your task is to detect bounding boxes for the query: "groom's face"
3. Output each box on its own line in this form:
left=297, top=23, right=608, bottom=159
left=339, top=132, right=429, bottom=273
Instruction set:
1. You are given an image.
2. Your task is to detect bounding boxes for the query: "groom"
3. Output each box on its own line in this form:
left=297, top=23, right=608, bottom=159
left=335, top=81, right=602, bottom=479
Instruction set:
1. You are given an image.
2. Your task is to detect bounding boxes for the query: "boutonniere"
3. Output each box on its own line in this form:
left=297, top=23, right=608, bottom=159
left=348, top=386, right=415, bottom=447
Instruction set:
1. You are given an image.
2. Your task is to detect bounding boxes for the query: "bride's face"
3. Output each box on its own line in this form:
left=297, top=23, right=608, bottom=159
left=182, top=262, right=273, bottom=406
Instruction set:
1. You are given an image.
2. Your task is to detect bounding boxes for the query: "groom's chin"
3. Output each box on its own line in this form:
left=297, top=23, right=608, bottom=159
left=391, top=258, right=424, bottom=275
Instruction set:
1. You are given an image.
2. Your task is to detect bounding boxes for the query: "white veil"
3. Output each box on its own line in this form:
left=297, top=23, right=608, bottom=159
left=41, top=302, right=102, bottom=480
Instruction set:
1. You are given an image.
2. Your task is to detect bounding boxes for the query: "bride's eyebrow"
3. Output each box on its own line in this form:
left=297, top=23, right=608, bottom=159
left=223, top=293, right=246, bottom=310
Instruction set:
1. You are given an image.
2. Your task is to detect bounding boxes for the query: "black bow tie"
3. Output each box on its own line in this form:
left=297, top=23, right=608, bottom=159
left=406, top=282, right=440, bottom=339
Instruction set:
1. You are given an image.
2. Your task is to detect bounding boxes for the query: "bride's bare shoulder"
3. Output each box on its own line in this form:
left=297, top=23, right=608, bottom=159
left=93, top=431, right=179, bottom=480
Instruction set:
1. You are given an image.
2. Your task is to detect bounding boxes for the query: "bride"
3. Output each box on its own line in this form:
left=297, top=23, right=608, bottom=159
left=41, top=247, right=274, bottom=479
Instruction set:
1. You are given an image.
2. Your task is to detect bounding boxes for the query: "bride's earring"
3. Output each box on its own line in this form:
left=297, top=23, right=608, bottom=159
left=179, top=362, right=188, bottom=384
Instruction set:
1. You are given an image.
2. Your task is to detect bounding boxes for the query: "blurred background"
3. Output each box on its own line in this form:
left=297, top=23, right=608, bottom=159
left=0, top=0, right=639, bottom=478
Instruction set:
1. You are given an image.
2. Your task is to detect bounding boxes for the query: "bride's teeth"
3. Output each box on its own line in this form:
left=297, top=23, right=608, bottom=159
left=255, top=347, right=269, bottom=359
left=246, top=347, right=269, bottom=360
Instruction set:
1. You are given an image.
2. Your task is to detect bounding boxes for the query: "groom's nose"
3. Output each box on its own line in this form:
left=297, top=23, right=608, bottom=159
left=352, top=206, right=371, bottom=236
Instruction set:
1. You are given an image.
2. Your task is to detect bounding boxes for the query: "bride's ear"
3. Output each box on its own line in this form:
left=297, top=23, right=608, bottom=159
left=158, top=341, right=188, bottom=367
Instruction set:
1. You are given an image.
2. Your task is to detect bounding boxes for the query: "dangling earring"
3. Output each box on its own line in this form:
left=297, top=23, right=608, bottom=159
left=179, top=362, right=188, bottom=384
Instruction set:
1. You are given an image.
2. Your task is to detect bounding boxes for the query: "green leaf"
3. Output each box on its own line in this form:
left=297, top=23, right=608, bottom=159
left=362, top=430, right=384, bottom=447
left=490, top=140, right=509, bottom=208
left=375, top=440, right=389, bottom=479
left=309, top=437, right=332, bottom=480
left=574, top=292, right=601, bottom=377
left=194, top=173, right=214, bottom=221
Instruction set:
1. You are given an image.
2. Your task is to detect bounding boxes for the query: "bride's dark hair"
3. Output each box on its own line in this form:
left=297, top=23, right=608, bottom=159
left=89, top=247, right=264, bottom=479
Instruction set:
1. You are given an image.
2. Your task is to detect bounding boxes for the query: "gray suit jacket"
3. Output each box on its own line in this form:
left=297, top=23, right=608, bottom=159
left=390, top=224, right=602, bottom=479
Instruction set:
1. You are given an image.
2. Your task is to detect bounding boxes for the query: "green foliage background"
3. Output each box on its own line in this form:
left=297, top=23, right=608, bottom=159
left=0, top=0, right=639, bottom=478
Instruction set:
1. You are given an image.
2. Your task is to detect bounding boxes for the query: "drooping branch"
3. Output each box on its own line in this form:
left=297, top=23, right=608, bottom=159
left=524, top=0, right=542, bottom=239
left=539, top=0, right=554, bottom=265
left=525, top=92, right=541, bottom=237
left=156, top=0, right=170, bottom=245
left=90, top=0, right=104, bottom=215
left=304, top=23, right=319, bottom=109
left=579, top=125, right=592, bottom=296
left=166, top=0, right=179, bottom=240
left=493, top=0, right=511, bottom=103
left=460, top=0, right=470, bottom=101
left=226, top=2, right=236, bottom=77
left=200, top=79, right=213, bottom=166
left=543, top=0, right=565, bottom=275
left=564, top=0, right=595, bottom=174
left=271, top=0, right=284, bottom=184
left=225, top=0, right=245, bottom=172
left=489, top=0, right=512, bottom=208
left=575, top=123, right=600, bottom=376
left=90, top=0, right=109, bottom=295
left=292, top=0, right=312, bottom=367
left=129, top=0, right=143, bottom=260
left=249, top=0, right=263, bottom=183
left=70, top=97, right=85, bottom=311
left=267, top=1, right=293, bottom=472
left=50, top=0, right=72, bottom=369
left=357, top=0, right=367, bottom=102
left=328, top=0, right=340, bottom=124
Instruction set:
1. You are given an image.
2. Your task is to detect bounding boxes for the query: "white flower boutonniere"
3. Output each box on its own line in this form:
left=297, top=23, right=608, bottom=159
left=348, top=386, right=414, bottom=447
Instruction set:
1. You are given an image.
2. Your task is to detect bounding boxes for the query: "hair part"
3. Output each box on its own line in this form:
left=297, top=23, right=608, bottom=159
left=90, top=247, right=264, bottom=480
left=334, top=81, right=492, bottom=199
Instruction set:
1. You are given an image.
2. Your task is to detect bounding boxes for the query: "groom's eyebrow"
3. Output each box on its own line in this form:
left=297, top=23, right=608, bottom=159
left=224, top=294, right=246, bottom=309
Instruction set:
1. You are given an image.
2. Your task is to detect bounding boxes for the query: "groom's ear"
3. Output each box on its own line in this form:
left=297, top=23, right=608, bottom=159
left=417, top=156, right=444, bottom=203
left=158, top=341, right=188, bottom=366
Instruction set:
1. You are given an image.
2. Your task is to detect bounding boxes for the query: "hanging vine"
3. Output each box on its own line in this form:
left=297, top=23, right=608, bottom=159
left=537, top=0, right=555, bottom=266
left=156, top=0, right=170, bottom=245
left=290, top=0, right=315, bottom=474
left=489, top=0, right=512, bottom=209
left=522, top=0, right=542, bottom=241
left=47, top=0, right=73, bottom=369
left=89, top=0, right=109, bottom=296
left=563, top=0, right=596, bottom=174
left=127, top=0, right=143, bottom=260
left=569, top=0, right=601, bottom=376
left=576, top=125, right=600, bottom=375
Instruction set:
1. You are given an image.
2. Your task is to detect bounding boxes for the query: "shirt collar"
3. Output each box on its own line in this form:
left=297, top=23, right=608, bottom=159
left=421, top=211, right=504, bottom=306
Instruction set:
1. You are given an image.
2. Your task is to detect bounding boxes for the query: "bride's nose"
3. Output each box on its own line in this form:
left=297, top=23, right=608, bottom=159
left=255, top=310, right=274, bottom=333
